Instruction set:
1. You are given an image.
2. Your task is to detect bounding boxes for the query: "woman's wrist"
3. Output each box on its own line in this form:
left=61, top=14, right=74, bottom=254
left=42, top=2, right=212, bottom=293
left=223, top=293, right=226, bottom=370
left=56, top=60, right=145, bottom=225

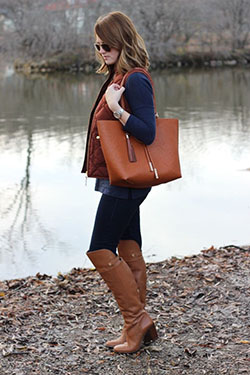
left=107, top=101, right=130, bottom=125
left=109, top=102, right=121, bottom=113
left=119, top=110, right=130, bottom=126
left=113, top=107, right=124, bottom=119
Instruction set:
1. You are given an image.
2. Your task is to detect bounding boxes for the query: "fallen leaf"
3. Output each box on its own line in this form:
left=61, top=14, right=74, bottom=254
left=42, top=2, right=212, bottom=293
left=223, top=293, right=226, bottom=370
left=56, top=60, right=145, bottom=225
left=96, top=327, right=106, bottom=331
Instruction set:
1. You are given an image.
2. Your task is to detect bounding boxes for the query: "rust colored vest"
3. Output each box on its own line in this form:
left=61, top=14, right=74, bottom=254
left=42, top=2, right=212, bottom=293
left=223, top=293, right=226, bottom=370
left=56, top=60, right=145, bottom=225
left=81, top=68, right=151, bottom=179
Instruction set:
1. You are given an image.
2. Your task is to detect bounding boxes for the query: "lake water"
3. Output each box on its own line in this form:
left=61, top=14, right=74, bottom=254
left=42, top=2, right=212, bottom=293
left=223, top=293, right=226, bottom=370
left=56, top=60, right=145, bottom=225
left=0, top=66, right=250, bottom=280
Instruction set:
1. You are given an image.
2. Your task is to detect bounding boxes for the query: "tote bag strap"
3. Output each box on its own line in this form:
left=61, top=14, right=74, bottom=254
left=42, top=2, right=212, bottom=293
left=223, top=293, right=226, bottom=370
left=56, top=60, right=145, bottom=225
left=120, top=68, right=158, bottom=117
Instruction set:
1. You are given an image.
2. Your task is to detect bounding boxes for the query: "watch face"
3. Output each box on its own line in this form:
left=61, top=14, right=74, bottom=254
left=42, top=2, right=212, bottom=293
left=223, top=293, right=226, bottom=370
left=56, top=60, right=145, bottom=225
left=113, top=111, right=121, bottom=119
left=113, top=108, right=123, bottom=119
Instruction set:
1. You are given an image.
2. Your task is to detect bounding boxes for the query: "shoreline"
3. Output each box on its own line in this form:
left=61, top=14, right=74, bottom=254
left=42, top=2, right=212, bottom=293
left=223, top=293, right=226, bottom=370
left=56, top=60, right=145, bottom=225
left=13, top=51, right=250, bottom=75
left=1, top=245, right=249, bottom=374
left=1, top=244, right=248, bottom=284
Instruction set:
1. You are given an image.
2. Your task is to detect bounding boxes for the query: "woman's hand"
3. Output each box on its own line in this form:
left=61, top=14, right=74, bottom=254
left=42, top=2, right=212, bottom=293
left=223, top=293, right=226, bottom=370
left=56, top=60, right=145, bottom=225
left=105, top=83, right=125, bottom=112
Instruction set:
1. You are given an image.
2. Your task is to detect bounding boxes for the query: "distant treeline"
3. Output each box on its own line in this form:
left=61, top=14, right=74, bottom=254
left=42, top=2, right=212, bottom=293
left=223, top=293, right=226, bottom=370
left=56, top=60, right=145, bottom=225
left=1, top=0, right=250, bottom=71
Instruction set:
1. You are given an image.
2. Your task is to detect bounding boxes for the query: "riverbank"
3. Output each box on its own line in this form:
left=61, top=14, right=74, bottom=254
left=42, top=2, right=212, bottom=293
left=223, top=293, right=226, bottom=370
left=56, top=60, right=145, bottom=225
left=0, top=245, right=249, bottom=374
left=13, top=50, right=250, bottom=74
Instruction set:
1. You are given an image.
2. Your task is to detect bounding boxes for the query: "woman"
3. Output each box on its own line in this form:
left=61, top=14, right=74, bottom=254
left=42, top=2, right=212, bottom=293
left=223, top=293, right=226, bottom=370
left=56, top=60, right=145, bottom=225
left=81, top=11, right=158, bottom=354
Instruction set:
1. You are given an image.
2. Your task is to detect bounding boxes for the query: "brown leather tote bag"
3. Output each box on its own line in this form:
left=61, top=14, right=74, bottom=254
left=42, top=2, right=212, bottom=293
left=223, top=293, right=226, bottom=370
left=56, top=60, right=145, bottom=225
left=97, top=116, right=181, bottom=188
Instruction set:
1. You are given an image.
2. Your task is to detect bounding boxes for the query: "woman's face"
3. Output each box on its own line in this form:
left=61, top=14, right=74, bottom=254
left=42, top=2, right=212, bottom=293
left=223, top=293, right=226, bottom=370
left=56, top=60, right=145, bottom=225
left=95, top=36, right=120, bottom=66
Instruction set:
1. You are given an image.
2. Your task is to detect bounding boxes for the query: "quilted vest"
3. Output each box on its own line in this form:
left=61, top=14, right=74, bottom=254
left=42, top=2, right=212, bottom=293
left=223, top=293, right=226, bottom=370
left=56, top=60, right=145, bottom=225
left=81, top=67, right=152, bottom=179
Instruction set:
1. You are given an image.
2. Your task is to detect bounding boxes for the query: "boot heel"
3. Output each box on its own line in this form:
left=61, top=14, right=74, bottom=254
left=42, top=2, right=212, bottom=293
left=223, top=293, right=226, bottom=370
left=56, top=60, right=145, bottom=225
left=144, top=323, right=158, bottom=345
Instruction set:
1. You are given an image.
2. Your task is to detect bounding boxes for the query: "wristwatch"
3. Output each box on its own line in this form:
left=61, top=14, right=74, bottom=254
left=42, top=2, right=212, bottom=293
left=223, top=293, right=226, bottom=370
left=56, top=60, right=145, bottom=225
left=113, top=107, right=124, bottom=119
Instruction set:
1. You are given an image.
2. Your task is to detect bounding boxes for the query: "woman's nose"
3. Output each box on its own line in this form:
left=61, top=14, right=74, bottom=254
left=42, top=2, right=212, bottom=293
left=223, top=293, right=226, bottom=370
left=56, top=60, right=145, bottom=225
left=99, top=46, right=106, bottom=53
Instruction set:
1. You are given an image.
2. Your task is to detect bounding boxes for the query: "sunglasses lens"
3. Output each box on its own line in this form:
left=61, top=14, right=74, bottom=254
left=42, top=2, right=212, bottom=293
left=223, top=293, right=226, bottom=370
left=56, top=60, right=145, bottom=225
left=94, top=43, right=111, bottom=52
left=103, top=44, right=111, bottom=52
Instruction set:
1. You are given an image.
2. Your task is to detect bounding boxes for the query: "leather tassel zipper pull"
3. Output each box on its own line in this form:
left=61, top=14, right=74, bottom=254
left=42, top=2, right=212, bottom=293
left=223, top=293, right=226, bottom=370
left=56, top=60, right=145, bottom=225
left=125, top=133, right=137, bottom=162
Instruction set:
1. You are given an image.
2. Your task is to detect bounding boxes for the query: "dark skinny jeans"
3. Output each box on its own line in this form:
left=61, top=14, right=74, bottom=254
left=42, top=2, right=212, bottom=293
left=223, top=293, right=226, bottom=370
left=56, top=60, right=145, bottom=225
left=88, top=193, right=148, bottom=255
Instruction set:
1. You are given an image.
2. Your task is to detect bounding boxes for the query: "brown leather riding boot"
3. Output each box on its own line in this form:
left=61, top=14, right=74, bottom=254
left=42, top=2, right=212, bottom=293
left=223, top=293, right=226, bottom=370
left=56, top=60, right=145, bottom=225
left=105, top=240, right=147, bottom=348
left=87, top=249, right=157, bottom=354
left=119, top=240, right=147, bottom=305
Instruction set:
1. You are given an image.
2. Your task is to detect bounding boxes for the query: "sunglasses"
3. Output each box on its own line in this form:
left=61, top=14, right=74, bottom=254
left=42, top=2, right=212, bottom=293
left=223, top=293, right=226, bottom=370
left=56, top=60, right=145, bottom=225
left=94, top=43, right=111, bottom=52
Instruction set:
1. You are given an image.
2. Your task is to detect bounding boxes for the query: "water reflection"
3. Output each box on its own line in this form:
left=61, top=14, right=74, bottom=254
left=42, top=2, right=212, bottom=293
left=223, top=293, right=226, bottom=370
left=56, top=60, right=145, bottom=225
left=0, top=68, right=250, bottom=280
left=6, top=129, right=32, bottom=238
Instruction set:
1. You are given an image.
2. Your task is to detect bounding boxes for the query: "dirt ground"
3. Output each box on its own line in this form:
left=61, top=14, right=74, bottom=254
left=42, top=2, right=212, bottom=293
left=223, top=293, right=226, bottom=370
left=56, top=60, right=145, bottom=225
left=0, top=245, right=250, bottom=375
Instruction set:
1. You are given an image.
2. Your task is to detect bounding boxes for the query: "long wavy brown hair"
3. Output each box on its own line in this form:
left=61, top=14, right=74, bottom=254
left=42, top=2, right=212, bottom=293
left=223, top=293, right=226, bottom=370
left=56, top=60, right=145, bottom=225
left=94, top=11, right=149, bottom=75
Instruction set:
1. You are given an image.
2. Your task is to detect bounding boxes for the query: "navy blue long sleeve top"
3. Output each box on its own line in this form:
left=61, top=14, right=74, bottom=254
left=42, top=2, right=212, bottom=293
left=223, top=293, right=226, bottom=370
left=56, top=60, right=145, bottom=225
left=95, top=72, right=156, bottom=199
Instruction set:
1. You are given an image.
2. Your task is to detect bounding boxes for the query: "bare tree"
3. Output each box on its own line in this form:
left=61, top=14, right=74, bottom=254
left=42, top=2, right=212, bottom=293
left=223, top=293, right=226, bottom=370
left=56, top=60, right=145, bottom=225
left=0, top=0, right=84, bottom=58
left=213, top=0, right=250, bottom=51
left=1, top=0, right=250, bottom=64
left=177, top=2, right=201, bottom=45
